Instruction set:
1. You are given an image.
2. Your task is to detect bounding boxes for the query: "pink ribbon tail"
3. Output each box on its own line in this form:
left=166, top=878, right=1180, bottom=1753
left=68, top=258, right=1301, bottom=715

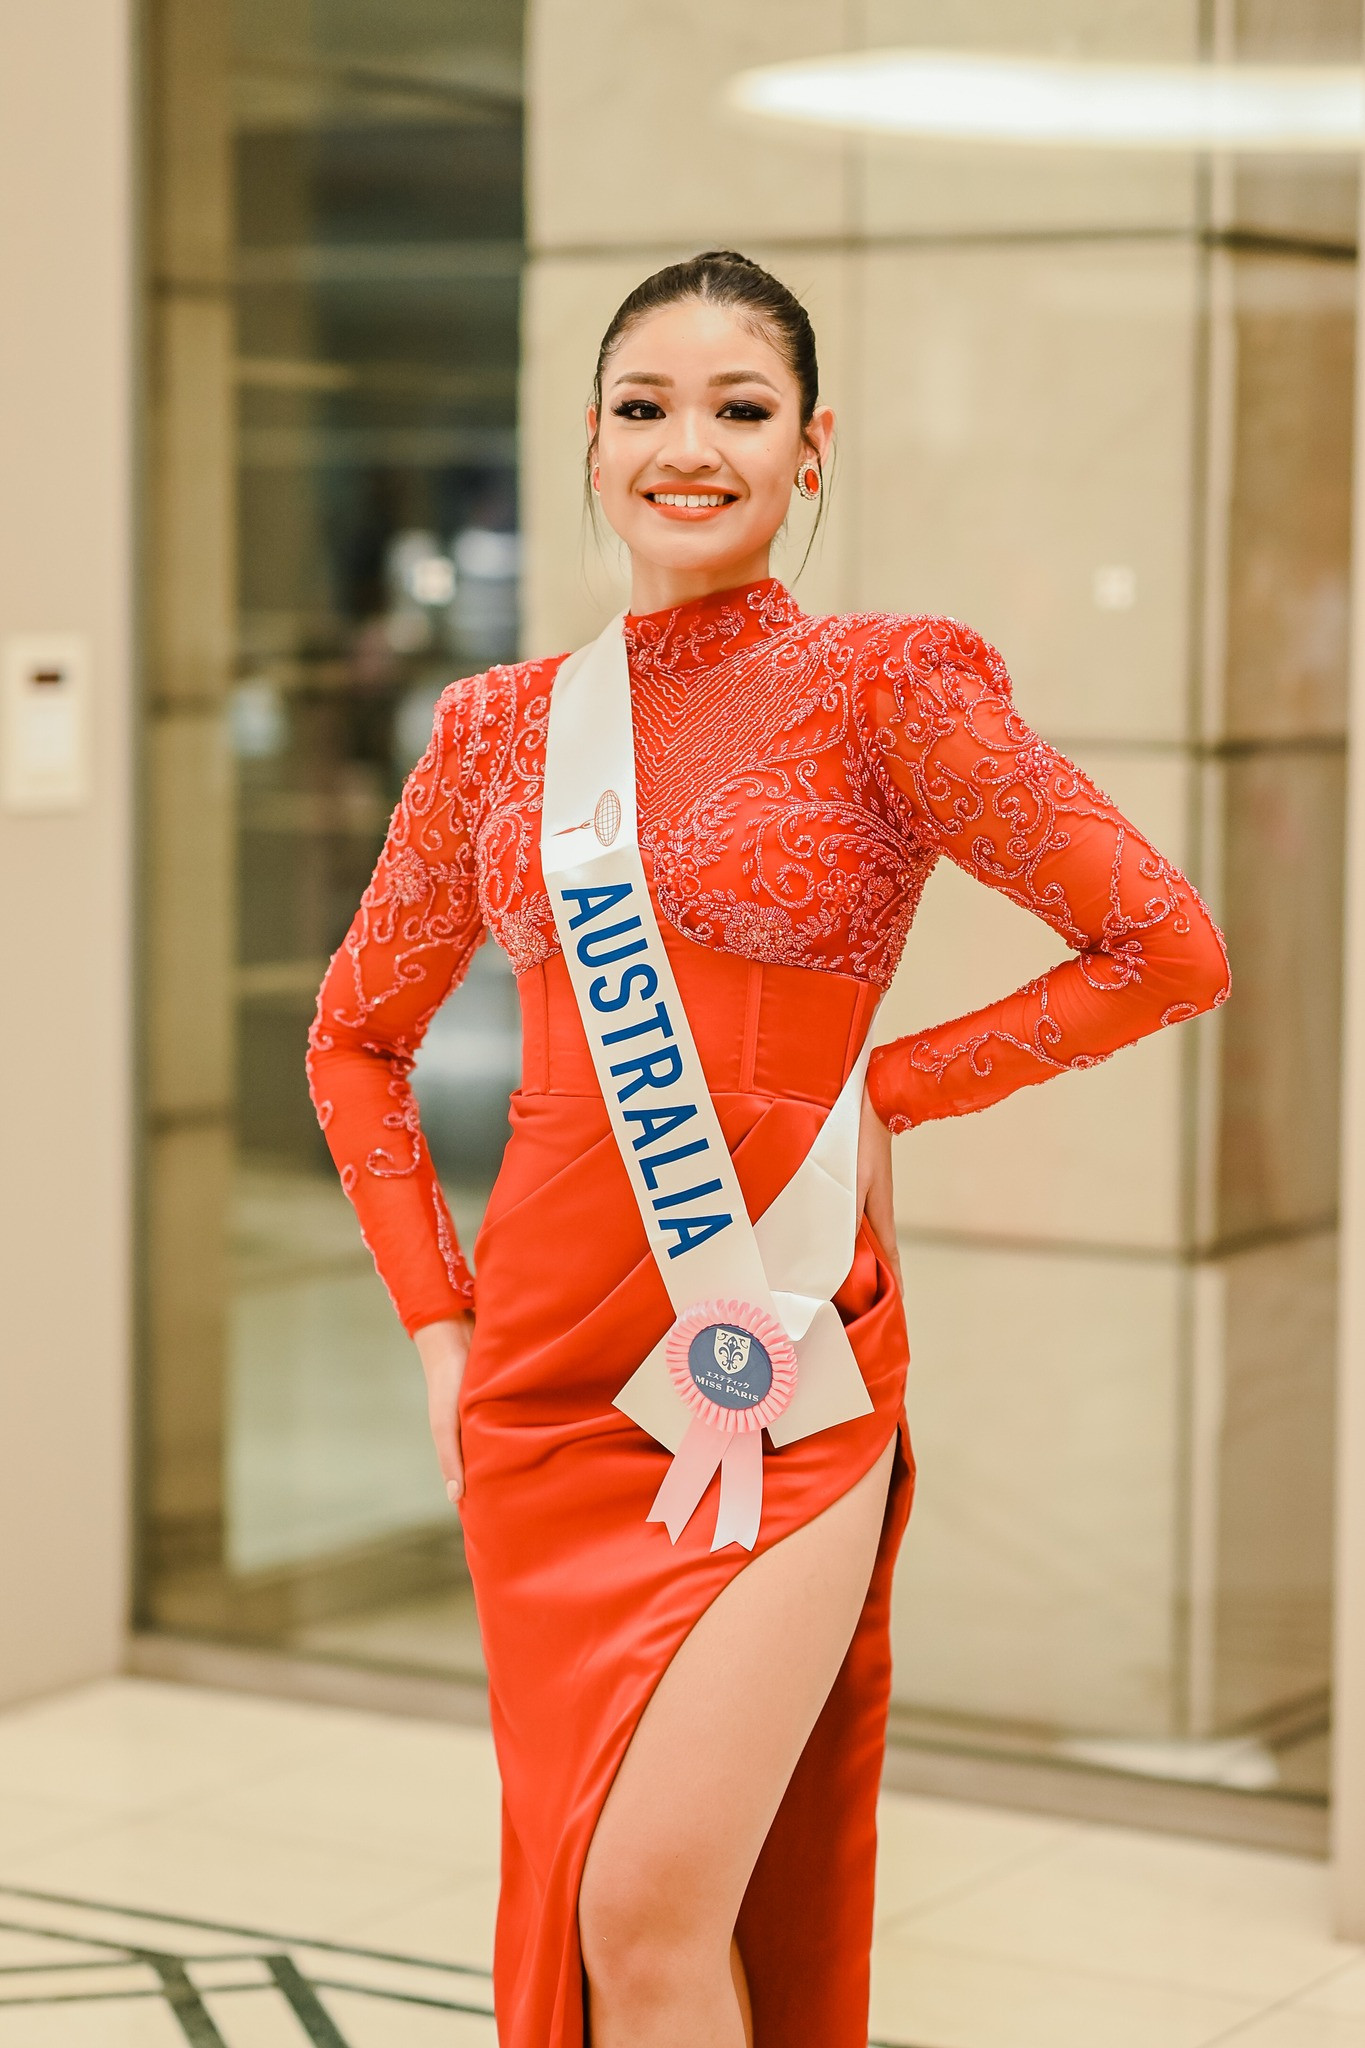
left=711, top=1429, right=763, bottom=1552
left=647, top=1417, right=727, bottom=1542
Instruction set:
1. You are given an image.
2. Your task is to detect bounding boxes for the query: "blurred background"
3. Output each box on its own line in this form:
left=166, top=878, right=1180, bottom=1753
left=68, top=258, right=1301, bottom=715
left=4, top=0, right=1363, bottom=1865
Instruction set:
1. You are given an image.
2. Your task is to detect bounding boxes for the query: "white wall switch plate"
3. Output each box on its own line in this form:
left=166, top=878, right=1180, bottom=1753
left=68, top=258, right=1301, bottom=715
left=1, top=634, right=91, bottom=813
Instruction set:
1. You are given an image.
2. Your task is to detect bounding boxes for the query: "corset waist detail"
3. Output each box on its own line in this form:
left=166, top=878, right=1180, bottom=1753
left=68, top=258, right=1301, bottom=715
left=517, top=920, right=881, bottom=1107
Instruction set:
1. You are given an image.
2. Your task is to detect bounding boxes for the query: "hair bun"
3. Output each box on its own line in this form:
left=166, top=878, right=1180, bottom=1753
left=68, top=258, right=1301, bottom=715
left=692, top=249, right=763, bottom=272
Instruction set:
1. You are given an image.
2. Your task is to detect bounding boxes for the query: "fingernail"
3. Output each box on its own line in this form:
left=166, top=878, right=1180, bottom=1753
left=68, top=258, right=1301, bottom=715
left=446, top=1480, right=462, bottom=1503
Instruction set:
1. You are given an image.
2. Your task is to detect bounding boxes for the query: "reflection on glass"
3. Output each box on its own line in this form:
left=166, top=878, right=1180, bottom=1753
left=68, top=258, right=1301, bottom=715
left=231, top=2, right=524, bottom=1668
left=142, top=0, right=524, bottom=1684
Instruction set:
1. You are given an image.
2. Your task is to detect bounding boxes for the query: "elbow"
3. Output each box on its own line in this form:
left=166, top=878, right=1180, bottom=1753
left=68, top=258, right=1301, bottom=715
left=1202, top=948, right=1232, bottom=1015
left=1191, top=905, right=1232, bottom=1013
left=305, top=1005, right=352, bottom=1128
left=304, top=1010, right=330, bottom=1087
left=1161, top=921, right=1231, bottom=1027
left=304, top=1034, right=332, bottom=1132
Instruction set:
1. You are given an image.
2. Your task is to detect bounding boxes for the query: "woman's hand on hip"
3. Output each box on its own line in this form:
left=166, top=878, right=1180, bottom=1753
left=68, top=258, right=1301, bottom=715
left=414, top=1314, right=475, bottom=1506
left=857, top=1086, right=903, bottom=1294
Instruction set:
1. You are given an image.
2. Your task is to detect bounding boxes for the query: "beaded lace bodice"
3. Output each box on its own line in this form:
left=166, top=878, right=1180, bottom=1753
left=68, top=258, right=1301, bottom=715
left=308, top=579, right=1229, bottom=1332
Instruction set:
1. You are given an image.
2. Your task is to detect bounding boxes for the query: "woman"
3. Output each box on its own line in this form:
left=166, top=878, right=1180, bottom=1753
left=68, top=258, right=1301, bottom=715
left=308, top=250, right=1229, bottom=2048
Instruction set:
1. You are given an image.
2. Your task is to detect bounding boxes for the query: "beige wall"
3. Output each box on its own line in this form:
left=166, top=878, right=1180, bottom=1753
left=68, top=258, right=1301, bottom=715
left=525, top=0, right=1350, bottom=1744
left=0, top=3, right=135, bottom=1700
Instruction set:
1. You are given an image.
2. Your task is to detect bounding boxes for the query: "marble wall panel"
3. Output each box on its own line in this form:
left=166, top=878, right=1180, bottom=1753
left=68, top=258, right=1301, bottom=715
left=1226, top=0, right=1361, bottom=244
left=1234, top=0, right=1362, bottom=58
left=1216, top=746, right=1345, bottom=1238
left=855, top=240, right=1198, bottom=746
left=527, top=0, right=854, bottom=251
left=863, top=0, right=1199, bottom=64
left=890, top=1238, right=1183, bottom=1734
left=856, top=140, right=1198, bottom=245
left=881, top=747, right=1196, bottom=1250
left=1221, top=254, right=1355, bottom=744
left=893, top=1008, right=1185, bottom=1253
left=858, top=0, right=1199, bottom=238
left=1229, top=166, right=1359, bottom=251
left=1200, top=1230, right=1336, bottom=1732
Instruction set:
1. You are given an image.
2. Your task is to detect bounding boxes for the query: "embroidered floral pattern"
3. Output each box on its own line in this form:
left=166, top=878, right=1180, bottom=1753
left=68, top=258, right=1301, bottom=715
left=307, top=578, right=1230, bottom=1331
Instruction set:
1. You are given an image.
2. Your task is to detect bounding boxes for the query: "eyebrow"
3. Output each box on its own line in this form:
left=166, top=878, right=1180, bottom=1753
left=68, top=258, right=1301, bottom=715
left=609, top=368, right=782, bottom=394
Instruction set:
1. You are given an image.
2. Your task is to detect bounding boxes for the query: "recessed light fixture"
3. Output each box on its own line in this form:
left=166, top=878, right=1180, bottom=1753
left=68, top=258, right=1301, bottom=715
left=727, top=50, right=1365, bottom=152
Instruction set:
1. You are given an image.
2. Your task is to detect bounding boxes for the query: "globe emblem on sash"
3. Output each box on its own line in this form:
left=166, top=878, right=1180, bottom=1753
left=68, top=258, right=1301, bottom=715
left=593, top=788, right=622, bottom=847
left=686, top=1322, right=773, bottom=1411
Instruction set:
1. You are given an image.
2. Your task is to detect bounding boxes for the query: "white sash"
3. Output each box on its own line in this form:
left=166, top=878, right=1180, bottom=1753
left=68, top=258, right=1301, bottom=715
left=541, top=614, right=874, bottom=1550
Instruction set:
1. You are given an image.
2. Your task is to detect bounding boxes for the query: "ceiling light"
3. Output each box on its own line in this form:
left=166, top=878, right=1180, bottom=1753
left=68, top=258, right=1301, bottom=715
left=727, top=50, right=1365, bottom=152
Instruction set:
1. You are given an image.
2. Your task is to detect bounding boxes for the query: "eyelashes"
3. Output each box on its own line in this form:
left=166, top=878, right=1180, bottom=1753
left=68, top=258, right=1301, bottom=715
left=608, top=399, right=775, bottom=423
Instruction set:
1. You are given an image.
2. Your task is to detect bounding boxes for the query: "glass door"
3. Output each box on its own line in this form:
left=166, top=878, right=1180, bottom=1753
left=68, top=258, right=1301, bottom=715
left=139, top=0, right=524, bottom=1681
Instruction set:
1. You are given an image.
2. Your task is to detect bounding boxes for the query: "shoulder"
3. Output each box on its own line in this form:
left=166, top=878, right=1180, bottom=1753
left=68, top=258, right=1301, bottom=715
left=418, top=651, right=570, bottom=782
left=814, top=609, right=1013, bottom=703
left=433, top=650, right=568, bottom=737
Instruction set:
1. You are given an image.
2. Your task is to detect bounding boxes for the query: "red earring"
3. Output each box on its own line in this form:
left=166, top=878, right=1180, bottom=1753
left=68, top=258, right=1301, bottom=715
left=795, top=460, right=821, bottom=502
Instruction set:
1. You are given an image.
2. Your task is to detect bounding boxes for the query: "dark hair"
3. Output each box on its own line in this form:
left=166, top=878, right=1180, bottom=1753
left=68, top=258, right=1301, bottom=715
left=591, top=249, right=819, bottom=429
left=586, top=251, right=828, bottom=564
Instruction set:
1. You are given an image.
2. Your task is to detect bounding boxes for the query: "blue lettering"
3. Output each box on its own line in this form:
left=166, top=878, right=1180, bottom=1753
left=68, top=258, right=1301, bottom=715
left=638, top=1138, right=709, bottom=1191
left=560, top=882, right=633, bottom=930
left=660, top=1213, right=734, bottom=1259
left=624, top=1104, right=697, bottom=1149
left=576, top=918, right=647, bottom=969
left=611, top=1045, right=684, bottom=1100
left=589, top=962, right=658, bottom=1012
left=601, top=1002, right=673, bottom=1049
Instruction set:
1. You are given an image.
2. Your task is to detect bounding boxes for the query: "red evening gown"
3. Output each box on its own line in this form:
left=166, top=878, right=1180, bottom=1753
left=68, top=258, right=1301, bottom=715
left=308, top=580, right=1229, bottom=2048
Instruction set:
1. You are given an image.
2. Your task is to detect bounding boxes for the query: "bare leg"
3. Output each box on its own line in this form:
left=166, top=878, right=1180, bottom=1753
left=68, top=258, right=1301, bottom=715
left=579, top=1436, right=897, bottom=2048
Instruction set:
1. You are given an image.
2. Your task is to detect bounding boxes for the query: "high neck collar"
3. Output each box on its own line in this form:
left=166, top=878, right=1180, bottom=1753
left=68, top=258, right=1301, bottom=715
left=622, top=578, right=804, bottom=675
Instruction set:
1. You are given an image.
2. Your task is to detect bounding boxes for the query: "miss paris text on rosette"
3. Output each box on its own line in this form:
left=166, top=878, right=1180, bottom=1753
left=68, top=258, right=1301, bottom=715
left=648, top=1299, right=798, bottom=1549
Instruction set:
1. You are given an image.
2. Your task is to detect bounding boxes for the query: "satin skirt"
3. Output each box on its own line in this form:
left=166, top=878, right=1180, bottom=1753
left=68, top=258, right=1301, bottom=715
left=457, top=928, right=914, bottom=2048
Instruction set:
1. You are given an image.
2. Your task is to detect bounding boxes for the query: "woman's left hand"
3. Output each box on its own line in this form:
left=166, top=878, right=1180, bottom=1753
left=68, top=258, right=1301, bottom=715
left=857, top=1086, right=903, bottom=1294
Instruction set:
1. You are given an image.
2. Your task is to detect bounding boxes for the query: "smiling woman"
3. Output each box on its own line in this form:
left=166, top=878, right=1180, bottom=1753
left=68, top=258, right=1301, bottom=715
left=584, top=250, right=833, bottom=601
left=306, top=247, right=1228, bottom=2048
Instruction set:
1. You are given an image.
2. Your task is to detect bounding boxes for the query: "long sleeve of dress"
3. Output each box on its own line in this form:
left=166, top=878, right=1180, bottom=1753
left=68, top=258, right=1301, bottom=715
left=862, top=618, right=1230, bottom=1132
left=306, top=683, right=486, bottom=1333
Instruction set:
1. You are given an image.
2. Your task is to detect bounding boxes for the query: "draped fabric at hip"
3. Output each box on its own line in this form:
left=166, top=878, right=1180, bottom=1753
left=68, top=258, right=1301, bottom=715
left=304, top=576, right=1232, bottom=2048
left=457, top=931, right=912, bottom=2048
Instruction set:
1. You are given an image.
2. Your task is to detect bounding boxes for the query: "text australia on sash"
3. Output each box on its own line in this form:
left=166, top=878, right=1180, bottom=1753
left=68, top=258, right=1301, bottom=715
left=558, top=882, right=736, bottom=1260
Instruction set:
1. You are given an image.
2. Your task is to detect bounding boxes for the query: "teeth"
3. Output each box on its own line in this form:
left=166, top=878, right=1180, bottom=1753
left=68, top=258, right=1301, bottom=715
left=651, top=492, right=729, bottom=508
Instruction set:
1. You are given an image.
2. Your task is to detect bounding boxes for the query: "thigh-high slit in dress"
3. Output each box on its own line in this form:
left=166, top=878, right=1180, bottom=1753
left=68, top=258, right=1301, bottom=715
left=307, top=580, right=1229, bottom=2048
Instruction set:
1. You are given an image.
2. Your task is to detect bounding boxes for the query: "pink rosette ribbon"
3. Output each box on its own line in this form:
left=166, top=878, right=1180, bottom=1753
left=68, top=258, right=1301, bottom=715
left=646, top=1299, right=798, bottom=1552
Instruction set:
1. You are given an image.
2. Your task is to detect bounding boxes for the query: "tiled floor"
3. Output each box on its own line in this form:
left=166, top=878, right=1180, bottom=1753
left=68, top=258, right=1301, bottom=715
left=0, top=1676, right=1358, bottom=2046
